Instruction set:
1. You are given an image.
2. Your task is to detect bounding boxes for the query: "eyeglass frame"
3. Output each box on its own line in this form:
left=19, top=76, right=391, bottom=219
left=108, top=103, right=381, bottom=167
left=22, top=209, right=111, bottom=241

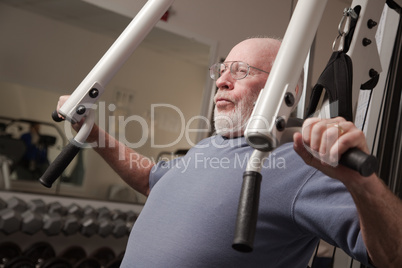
left=209, top=61, right=270, bottom=80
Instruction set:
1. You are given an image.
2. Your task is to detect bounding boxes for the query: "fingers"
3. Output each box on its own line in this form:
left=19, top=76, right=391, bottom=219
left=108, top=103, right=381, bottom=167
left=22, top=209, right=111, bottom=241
left=300, top=117, right=368, bottom=166
left=318, top=121, right=351, bottom=164
left=57, top=95, right=70, bottom=111
left=293, top=132, right=316, bottom=167
left=56, top=95, right=70, bottom=120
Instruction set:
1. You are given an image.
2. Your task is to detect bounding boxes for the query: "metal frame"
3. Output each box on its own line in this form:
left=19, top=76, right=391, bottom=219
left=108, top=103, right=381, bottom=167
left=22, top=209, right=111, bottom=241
left=234, top=0, right=386, bottom=252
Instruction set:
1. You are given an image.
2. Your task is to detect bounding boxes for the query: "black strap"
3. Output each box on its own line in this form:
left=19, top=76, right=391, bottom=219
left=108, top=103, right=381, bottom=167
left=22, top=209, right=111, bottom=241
left=306, top=51, right=354, bottom=122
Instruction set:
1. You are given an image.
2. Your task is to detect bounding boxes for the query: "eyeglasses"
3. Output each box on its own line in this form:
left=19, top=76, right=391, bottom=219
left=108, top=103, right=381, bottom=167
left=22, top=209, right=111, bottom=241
left=209, top=61, right=269, bottom=80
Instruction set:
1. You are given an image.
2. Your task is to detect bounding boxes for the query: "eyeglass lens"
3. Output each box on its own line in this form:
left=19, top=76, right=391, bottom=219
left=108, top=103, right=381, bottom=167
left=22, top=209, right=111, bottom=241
left=209, top=61, right=249, bottom=80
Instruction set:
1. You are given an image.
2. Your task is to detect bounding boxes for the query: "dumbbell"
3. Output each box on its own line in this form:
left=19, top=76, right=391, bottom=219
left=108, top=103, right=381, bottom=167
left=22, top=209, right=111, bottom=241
left=109, top=209, right=127, bottom=221
left=78, top=205, right=124, bottom=238
left=20, top=199, right=47, bottom=235
left=0, top=197, right=47, bottom=235
left=107, top=208, right=138, bottom=238
left=23, top=241, right=56, bottom=267
left=39, top=257, right=72, bottom=268
left=58, top=245, right=87, bottom=266
left=3, top=256, right=35, bottom=268
left=125, top=210, right=138, bottom=233
left=62, top=203, right=82, bottom=236
left=0, top=197, right=27, bottom=234
left=6, top=196, right=27, bottom=211
left=98, top=207, right=132, bottom=238
left=80, top=205, right=99, bottom=237
left=0, top=241, right=22, bottom=267
left=96, top=207, right=128, bottom=238
left=73, top=257, right=101, bottom=268
left=106, top=251, right=124, bottom=268
left=43, top=202, right=81, bottom=236
left=89, top=247, right=115, bottom=267
left=110, top=209, right=132, bottom=238
left=47, top=201, right=67, bottom=215
left=96, top=207, right=113, bottom=238
left=87, top=206, right=121, bottom=238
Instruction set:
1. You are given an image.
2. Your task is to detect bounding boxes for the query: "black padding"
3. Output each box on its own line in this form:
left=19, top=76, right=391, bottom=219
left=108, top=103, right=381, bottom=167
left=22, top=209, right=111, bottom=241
left=340, top=148, right=378, bottom=176
left=39, top=142, right=81, bottom=188
left=232, top=171, right=262, bottom=252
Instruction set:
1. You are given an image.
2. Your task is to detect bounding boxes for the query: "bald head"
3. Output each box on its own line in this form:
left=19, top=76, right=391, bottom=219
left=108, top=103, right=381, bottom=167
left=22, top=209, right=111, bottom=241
left=226, top=38, right=281, bottom=73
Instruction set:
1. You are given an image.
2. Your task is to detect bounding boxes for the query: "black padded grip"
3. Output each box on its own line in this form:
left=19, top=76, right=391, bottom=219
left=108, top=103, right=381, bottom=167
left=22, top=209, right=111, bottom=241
left=232, top=171, right=262, bottom=253
left=339, top=148, right=377, bottom=177
left=52, top=110, right=64, bottom=122
left=39, top=142, right=81, bottom=188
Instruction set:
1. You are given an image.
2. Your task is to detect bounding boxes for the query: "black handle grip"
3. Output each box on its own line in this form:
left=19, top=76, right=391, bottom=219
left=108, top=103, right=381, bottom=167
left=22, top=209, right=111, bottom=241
left=39, top=142, right=81, bottom=188
left=232, top=171, right=262, bottom=253
left=52, top=110, right=64, bottom=122
left=339, top=148, right=377, bottom=177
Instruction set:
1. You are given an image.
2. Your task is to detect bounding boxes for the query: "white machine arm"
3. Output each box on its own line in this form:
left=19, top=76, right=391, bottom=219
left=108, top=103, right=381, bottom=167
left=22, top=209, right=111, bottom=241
left=56, top=0, right=175, bottom=124
left=244, top=0, right=327, bottom=151
left=40, top=0, right=175, bottom=188
left=233, top=0, right=385, bottom=252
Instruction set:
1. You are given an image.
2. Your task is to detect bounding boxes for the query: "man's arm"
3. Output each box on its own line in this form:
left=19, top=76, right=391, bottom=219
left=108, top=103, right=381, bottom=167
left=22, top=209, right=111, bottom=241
left=293, top=117, right=402, bottom=267
left=57, top=96, right=153, bottom=196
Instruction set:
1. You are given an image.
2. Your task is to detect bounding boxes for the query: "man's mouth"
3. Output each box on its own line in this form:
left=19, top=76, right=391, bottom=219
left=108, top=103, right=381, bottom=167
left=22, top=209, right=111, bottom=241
left=215, top=98, right=233, bottom=108
left=215, top=98, right=231, bottom=104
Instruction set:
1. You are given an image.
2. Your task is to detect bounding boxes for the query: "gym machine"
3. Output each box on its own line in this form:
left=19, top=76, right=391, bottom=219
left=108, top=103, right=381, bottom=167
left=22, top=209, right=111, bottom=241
left=36, top=0, right=393, bottom=255
left=39, top=0, right=175, bottom=188
left=233, top=0, right=388, bottom=252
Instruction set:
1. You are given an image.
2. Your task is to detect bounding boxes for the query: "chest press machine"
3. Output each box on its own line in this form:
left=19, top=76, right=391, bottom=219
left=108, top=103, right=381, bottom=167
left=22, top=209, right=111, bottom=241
left=37, top=0, right=396, bottom=254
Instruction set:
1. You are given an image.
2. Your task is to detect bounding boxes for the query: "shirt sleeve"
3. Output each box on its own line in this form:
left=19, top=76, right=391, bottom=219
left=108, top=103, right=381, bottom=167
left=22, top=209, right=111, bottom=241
left=292, top=169, right=372, bottom=266
left=149, top=157, right=183, bottom=190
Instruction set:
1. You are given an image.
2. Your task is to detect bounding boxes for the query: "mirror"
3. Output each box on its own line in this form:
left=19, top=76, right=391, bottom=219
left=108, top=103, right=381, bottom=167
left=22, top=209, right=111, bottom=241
left=0, top=0, right=216, bottom=204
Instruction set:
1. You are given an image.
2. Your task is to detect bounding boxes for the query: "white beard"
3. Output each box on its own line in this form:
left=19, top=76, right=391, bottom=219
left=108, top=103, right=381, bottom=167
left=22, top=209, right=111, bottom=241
left=214, top=90, right=259, bottom=137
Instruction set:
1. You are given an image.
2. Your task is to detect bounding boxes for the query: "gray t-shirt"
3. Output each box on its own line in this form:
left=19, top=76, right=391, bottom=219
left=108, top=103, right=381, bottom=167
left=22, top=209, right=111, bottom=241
left=121, top=135, right=370, bottom=267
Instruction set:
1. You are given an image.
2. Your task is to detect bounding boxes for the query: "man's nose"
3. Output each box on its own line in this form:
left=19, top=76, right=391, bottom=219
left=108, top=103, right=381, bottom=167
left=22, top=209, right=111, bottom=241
left=216, top=70, right=234, bottom=90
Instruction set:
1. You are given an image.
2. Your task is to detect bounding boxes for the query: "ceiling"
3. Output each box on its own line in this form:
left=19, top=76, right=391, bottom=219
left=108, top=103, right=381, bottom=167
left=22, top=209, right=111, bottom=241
left=1, top=0, right=211, bottom=66
left=1, top=0, right=130, bottom=37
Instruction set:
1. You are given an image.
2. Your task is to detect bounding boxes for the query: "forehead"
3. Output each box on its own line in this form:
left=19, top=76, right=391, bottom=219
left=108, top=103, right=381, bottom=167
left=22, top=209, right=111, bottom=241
left=225, top=46, right=258, bottom=64
left=225, top=39, right=277, bottom=69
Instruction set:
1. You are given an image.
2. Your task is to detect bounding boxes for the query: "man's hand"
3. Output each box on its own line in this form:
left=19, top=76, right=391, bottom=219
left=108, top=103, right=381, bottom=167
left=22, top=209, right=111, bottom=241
left=56, top=95, right=86, bottom=133
left=56, top=95, right=68, bottom=119
left=293, top=117, right=370, bottom=183
left=56, top=95, right=98, bottom=143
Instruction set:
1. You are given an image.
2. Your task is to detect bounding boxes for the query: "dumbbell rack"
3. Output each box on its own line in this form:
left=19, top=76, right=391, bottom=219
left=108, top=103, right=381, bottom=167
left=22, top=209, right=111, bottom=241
left=0, top=190, right=143, bottom=267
